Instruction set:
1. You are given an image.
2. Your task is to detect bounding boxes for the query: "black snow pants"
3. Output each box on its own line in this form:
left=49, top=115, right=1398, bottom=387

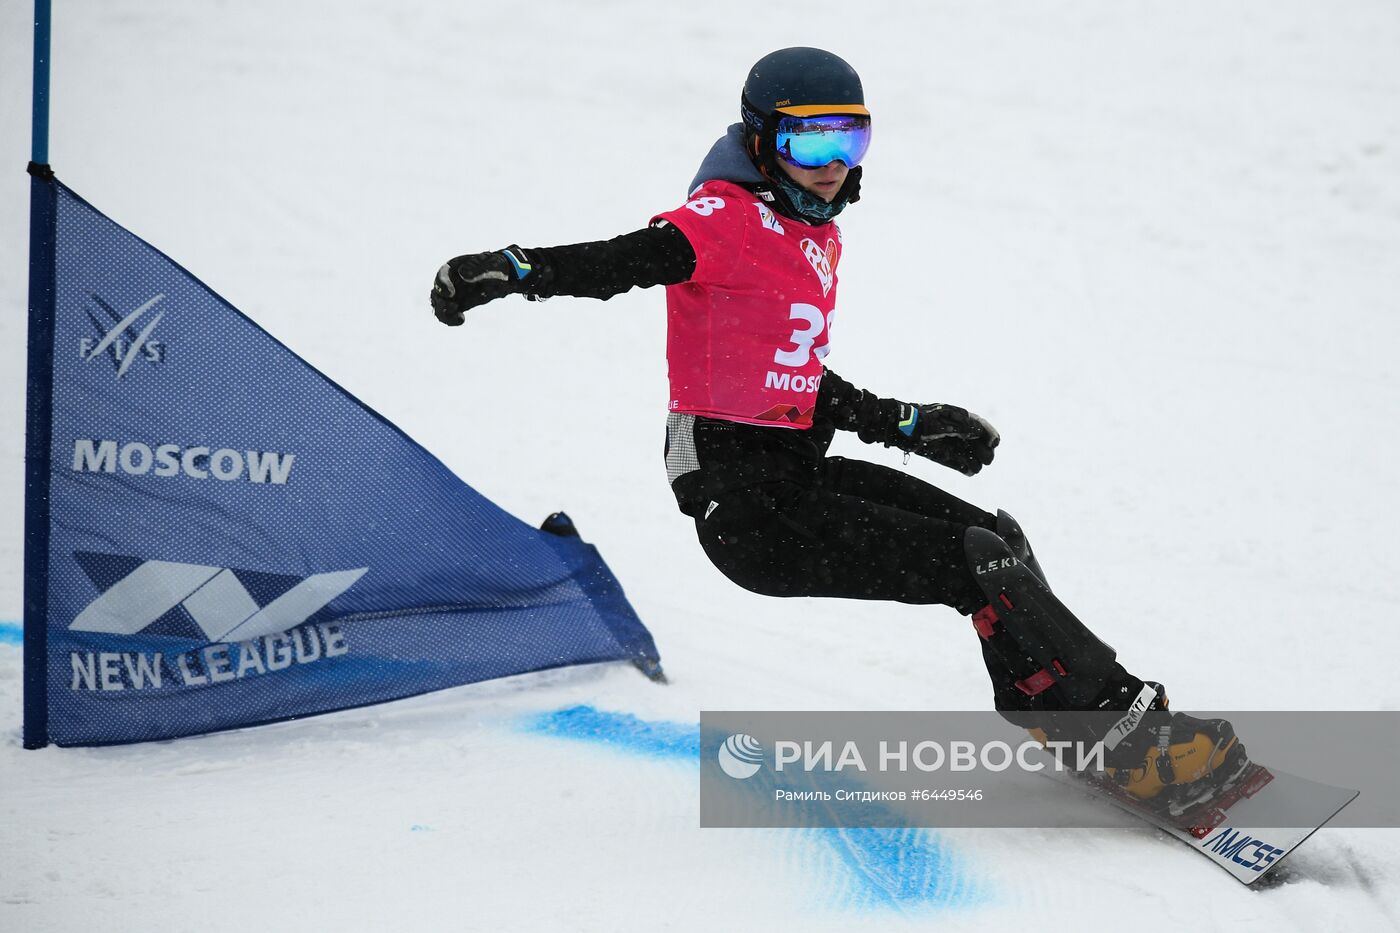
left=692, top=455, right=996, bottom=616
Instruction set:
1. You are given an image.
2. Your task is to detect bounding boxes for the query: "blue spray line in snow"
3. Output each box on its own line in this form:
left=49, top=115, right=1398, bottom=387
left=0, top=622, right=22, bottom=646
left=522, top=705, right=987, bottom=911
left=526, top=703, right=700, bottom=758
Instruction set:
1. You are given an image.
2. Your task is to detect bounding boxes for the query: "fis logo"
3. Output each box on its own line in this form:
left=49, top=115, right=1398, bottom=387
left=78, top=293, right=168, bottom=378
left=800, top=238, right=836, bottom=296
left=753, top=201, right=786, bottom=236
left=69, top=551, right=367, bottom=643
left=1200, top=827, right=1286, bottom=872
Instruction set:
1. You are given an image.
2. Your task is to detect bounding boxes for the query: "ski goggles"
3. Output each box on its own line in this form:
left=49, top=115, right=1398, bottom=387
left=773, top=110, right=872, bottom=169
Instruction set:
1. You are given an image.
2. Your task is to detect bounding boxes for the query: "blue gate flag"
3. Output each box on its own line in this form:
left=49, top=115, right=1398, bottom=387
left=23, top=177, right=662, bottom=747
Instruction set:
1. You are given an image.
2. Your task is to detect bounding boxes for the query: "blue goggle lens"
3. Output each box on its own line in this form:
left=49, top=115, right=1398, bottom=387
left=774, top=114, right=872, bottom=169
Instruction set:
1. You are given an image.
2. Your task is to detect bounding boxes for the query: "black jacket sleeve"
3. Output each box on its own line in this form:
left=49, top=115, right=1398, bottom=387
left=521, top=221, right=696, bottom=301
left=816, top=367, right=913, bottom=448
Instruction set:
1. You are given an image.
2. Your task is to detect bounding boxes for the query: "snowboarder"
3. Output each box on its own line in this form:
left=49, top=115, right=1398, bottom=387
left=430, top=47, right=1247, bottom=816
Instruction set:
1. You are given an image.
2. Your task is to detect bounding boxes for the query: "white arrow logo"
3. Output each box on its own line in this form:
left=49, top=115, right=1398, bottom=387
left=71, top=559, right=367, bottom=642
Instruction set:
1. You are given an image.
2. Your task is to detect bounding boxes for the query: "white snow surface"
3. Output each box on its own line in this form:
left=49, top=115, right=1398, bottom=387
left=2, top=1, right=1400, bottom=930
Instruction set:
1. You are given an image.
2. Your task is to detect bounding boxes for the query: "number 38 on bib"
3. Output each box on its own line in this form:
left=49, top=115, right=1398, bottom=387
left=765, top=303, right=834, bottom=393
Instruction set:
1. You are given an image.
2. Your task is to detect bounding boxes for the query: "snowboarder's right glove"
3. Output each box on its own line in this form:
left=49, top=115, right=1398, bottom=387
left=897, top=403, right=1000, bottom=476
left=430, top=246, right=535, bottom=326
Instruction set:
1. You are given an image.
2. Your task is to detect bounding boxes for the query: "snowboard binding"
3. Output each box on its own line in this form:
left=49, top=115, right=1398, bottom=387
left=1103, top=711, right=1254, bottom=818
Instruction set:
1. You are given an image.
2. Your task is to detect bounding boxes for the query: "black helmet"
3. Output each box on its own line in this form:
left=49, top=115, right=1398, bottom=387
left=741, top=47, right=867, bottom=138
left=739, top=47, right=868, bottom=224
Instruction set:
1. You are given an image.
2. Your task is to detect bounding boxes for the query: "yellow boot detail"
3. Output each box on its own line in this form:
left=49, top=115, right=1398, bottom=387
left=1110, top=733, right=1239, bottom=801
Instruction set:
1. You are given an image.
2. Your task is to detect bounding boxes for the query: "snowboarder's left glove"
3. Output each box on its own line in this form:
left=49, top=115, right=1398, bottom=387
left=898, top=403, right=1000, bottom=476
left=816, top=370, right=999, bottom=476
left=430, top=246, right=535, bottom=326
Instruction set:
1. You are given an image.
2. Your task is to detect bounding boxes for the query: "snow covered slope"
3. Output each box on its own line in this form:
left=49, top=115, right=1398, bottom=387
left=2, top=1, right=1398, bottom=929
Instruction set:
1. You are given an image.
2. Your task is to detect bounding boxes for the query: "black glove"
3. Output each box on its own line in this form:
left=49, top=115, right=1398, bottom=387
left=430, top=245, right=534, bottom=326
left=896, top=403, right=1000, bottom=476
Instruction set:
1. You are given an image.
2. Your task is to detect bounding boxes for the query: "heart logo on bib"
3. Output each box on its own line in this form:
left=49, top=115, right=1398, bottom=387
left=800, top=237, right=836, bottom=296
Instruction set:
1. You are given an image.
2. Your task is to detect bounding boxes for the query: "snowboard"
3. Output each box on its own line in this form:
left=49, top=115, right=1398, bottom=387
left=1060, top=760, right=1358, bottom=885
left=963, top=525, right=1360, bottom=884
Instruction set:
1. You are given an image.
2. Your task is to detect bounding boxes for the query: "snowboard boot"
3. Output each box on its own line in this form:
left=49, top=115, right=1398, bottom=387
left=1102, top=708, right=1252, bottom=816
left=1016, top=673, right=1252, bottom=818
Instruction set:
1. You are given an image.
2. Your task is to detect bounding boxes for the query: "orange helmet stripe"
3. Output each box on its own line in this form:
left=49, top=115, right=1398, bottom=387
left=774, top=103, right=870, bottom=118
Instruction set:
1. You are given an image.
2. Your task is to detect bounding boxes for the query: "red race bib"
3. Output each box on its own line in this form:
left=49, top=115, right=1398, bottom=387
left=653, top=180, right=841, bottom=429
